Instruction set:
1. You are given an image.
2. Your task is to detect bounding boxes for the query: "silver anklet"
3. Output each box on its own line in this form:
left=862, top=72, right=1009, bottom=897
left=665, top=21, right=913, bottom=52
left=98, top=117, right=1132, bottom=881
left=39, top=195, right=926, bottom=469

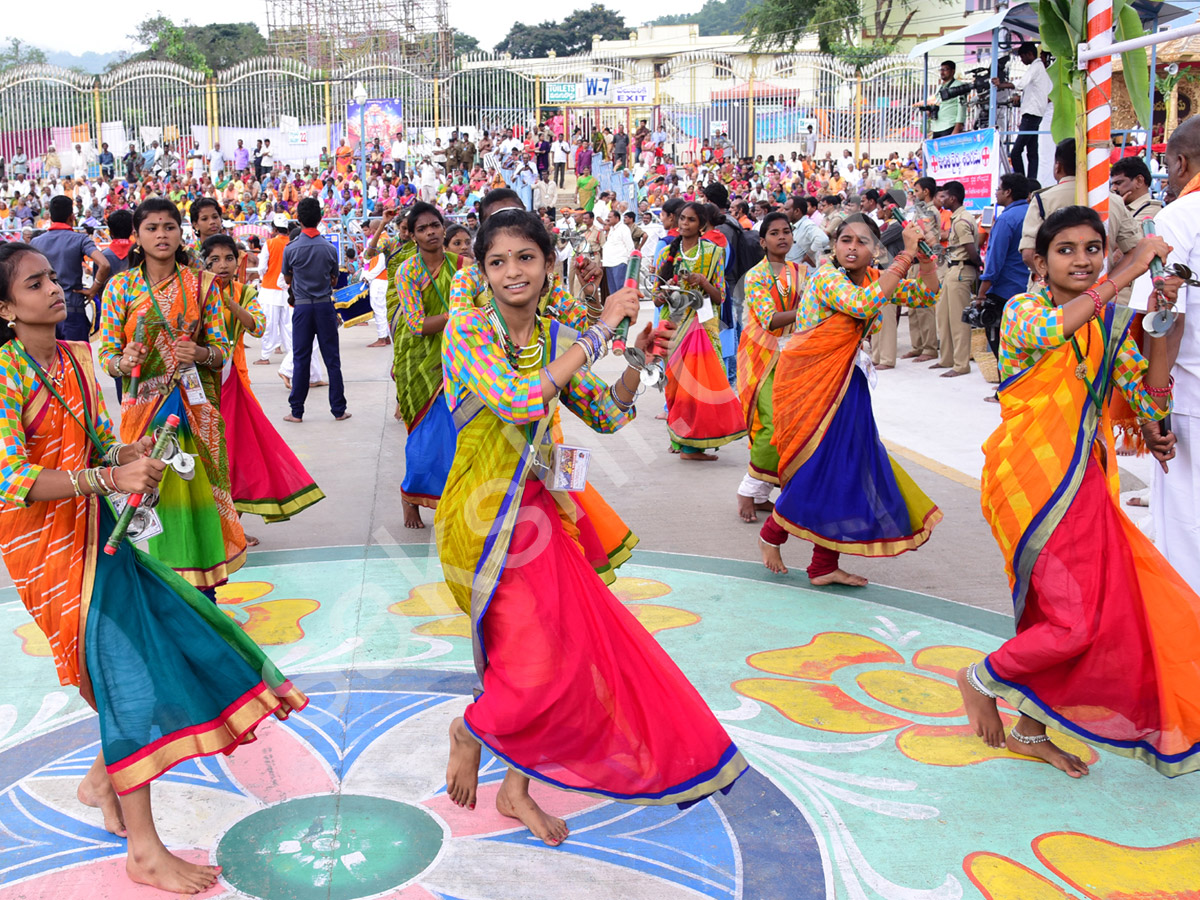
left=758, top=535, right=784, bottom=549
left=1008, top=724, right=1050, bottom=745
left=966, top=663, right=997, bottom=699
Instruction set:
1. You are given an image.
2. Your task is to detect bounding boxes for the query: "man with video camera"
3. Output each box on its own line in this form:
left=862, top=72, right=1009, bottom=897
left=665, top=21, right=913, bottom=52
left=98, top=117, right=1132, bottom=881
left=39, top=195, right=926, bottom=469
left=914, top=61, right=967, bottom=139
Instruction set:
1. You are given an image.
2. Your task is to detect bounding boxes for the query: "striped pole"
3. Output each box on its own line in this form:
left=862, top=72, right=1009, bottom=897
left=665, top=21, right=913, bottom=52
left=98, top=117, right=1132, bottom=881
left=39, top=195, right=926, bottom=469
left=1085, top=0, right=1114, bottom=221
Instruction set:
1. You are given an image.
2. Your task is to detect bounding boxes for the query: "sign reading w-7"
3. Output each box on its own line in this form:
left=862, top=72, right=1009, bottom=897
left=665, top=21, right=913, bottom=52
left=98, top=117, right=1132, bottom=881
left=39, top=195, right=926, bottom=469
left=583, top=72, right=612, bottom=99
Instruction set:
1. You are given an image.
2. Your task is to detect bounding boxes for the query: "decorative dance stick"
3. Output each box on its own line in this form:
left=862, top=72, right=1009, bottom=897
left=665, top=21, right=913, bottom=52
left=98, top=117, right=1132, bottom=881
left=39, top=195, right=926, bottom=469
left=612, top=250, right=642, bottom=356
left=103, top=414, right=180, bottom=556
left=1142, top=218, right=1177, bottom=338
left=889, top=208, right=936, bottom=258
left=122, top=314, right=147, bottom=409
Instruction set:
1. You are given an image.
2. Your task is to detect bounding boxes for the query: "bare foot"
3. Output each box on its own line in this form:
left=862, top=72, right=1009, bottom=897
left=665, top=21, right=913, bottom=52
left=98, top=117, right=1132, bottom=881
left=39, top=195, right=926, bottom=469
left=875, top=363, right=894, bottom=370
left=940, top=370, right=968, bottom=378
left=77, top=762, right=126, bottom=837
left=956, top=667, right=1005, bottom=748
left=403, top=500, right=425, bottom=529
left=760, top=538, right=788, bottom=574
left=126, top=846, right=221, bottom=894
left=252, top=358, right=270, bottom=366
left=334, top=412, right=353, bottom=421
left=367, top=338, right=390, bottom=347
left=279, top=373, right=292, bottom=390
left=738, top=494, right=759, bottom=522
left=245, top=534, right=260, bottom=547
left=1006, top=725, right=1090, bottom=778
left=394, top=405, right=403, bottom=421
left=1127, top=496, right=1149, bottom=508
left=496, top=780, right=569, bottom=846
left=681, top=451, right=718, bottom=461
left=446, top=718, right=481, bottom=809
left=928, top=362, right=950, bottom=370
left=809, top=568, right=869, bottom=587
left=668, top=445, right=680, bottom=454
left=654, top=410, right=669, bottom=420
left=311, top=380, right=329, bottom=387
left=283, top=414, right=302, bottom=423
left=900, top=350, right=921, bottom=359
left=913, top=354, right=936, bottom=363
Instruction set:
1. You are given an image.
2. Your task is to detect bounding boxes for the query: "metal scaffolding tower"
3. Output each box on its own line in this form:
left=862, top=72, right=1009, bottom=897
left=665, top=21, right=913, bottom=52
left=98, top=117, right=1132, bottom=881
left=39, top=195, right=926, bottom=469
left=264, top=0, right=454, bottom=72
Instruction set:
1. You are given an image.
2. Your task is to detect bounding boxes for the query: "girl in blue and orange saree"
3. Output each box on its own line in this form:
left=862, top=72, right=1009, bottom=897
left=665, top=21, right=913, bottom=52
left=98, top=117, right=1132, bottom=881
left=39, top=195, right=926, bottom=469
left=0, top=243, right=306, bottom=893
left=437, top=210, right=745, bottom=847
left=735, top=212, right=807, bottom=522
left=391, top=202, right=462, bottom=528
left=656, top=202, right=746, bottom=460
left=959, top=206, right=1200, bottom=778
left=760, top=214, right=942, bottom=585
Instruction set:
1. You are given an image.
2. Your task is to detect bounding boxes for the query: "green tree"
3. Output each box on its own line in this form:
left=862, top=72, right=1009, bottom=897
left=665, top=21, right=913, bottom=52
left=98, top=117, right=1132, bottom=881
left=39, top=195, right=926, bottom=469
left=650, top=0, right=757, bottom=37
left=453, top=29, right=482, bottom=55
left=495, top=5, right=627, bottom=57
left=125, top=16, right=267, bottom=72
left=0, top=38, right=47, bottom=71
left=743, top=0, right=951, bottom=66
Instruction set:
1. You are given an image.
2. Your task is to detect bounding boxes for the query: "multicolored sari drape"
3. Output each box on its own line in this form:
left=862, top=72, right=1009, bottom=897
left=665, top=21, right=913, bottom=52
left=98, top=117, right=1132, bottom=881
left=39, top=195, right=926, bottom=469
left=771, top=309, right=941, bottom=555
left=100, top=266, right=244, bottom=588
left=737, top=258, right=805, bottom=483
left=393, top=253, right=462, bottom=508
left=220, top=282, right=324, bottom=522
left=437, top=312, right=746, bottom=805
left=978, top=304, right=1200, bottom=775
left=0, top=339, right=306, bottom=795
left=101, top=267, right=245, bottom=584
left=664, top=239, right=745, bottom=451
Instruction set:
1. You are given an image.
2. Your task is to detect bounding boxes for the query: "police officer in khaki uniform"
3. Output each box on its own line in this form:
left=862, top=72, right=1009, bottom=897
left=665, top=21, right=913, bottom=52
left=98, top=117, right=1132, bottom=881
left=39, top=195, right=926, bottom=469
left=1110, top=155, right=1163, bottom=221
left=931, top=181, right=980, bottom=376
left=1020, top=138, right=1141, bottom=297
left=906, top=178, right=941, bottom=360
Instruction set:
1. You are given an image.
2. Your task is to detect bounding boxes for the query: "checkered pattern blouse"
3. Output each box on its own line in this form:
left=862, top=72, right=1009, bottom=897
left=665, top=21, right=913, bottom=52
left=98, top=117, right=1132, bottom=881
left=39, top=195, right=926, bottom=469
left=797, top=263, right=937, bottom=336
left=1001, top=289, right=1162, bottom=420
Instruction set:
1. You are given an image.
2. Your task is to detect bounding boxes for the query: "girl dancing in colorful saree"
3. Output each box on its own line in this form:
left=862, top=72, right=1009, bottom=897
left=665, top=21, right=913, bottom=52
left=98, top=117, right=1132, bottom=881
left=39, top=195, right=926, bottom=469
left=760, top=214, right=942, bottom=584
left=438, top=210, right=746, bottom=846
left=0, top=243, right=307, bottom=893
left=99, top=199, right=245, bottom=593
left=392, top=202, right=462, bottom=528
left=201, top=235, right=324, bottom=538
left=960, top=206, right=1200, bottom=777
left=736, top=211, right=807, bottom=522
left=656, top=202, right=746, bottom=460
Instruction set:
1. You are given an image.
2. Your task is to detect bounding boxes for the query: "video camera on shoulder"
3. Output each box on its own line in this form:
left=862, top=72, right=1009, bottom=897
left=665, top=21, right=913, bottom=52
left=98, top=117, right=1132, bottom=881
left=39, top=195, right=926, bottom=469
left=940, top=67, right=992, bottom=101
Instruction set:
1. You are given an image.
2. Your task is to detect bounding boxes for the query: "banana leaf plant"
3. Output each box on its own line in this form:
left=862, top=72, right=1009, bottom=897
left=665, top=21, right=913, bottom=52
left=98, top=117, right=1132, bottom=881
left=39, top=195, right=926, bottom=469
left=1034, top=0, right=1151, bottom=203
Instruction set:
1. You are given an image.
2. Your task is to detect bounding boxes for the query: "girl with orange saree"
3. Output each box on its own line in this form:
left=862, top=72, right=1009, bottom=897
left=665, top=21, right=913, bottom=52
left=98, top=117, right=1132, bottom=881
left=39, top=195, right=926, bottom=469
left=438, top=210, right=745, bottom=847
left=656, top=202, right=746, bottom=460
left=960, top=206, right=1200, bottom=777
left=0, top=243, right=307, bottom=893
left=735, top=212, right=806, bottom=522
left=99, top=199, right=245, bottom=595
left=760, top=214, right=942, bottom=585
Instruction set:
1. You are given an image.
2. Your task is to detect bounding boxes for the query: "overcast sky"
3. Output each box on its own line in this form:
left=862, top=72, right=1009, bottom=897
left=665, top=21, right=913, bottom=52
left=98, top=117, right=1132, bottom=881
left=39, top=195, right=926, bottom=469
left=16, top=0, right=707, bottom=56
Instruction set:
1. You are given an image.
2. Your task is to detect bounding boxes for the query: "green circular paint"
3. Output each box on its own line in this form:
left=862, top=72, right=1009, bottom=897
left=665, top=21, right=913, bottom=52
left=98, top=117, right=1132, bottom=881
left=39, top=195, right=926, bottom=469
left=215, top=794, right=443, bottom=899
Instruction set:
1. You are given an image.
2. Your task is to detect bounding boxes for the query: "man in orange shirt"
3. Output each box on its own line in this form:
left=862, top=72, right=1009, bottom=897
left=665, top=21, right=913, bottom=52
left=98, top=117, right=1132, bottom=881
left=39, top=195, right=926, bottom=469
left=335, top=139, right=354, bottom=177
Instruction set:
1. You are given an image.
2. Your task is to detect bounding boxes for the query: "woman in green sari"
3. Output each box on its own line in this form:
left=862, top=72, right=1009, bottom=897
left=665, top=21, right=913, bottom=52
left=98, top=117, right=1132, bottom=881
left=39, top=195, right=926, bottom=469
left=392, top=201, right=462, bottom=528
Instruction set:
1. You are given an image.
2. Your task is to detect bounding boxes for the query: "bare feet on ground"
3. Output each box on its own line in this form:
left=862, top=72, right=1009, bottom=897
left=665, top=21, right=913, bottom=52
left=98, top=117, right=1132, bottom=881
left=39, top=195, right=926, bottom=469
left=809, top=568, right=868, bottom=587
left=654, top=410, right=669, bottom=420
left=402, top=500, right=425, bottom=529
left=681, top=451, right=718, bottom=461
left=1006, top=717, right=1090, bottom=778
left=496, top=775, right=569, bottom=846
left=737, top=495, right=773, bottom=522
left=126, top=846, right=220, bottom=894
left=446, top=717, right=481, bottom=809
left=760, top=538, right=788, bottom=574
left=77, top=761, right=126, bottom=837
left=956, top=667, right=1005, bottom=748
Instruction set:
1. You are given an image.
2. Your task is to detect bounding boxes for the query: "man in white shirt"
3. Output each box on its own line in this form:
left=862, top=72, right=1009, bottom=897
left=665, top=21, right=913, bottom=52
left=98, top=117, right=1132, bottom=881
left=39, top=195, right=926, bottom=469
left=389, top=132, right=408, bottom=178
left=208, top=142, right=225, bottom=181
left=600, top=210, right=634, bottom=296
left=994, top=42, right=1051, bottom=179
left=593, top=192, right=612, bottom=224
left=71, top=144, right=90, bottom=180
left=499, top=130, right=522, bottom=157
left=550, top=137, right=570, bottom=187
left=1143, top=116, right=1200, bottom=590
left=360, top=240, right=391, bottom=346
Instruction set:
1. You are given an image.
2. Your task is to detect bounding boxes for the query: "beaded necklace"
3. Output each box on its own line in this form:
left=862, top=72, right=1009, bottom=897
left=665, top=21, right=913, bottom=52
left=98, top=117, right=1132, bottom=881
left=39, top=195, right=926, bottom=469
left=486, top=298, right=546, bottom=370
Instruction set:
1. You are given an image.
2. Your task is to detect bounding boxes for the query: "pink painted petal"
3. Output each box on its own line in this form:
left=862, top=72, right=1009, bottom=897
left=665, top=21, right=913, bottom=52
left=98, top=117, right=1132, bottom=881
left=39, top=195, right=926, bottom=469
left=424, top=781, right=605, bottom=839
left=223, top=718, right=336, bottom=805
left=0, top=851, right=225, bottom=899
left=374, top=886, right=443, bottom=900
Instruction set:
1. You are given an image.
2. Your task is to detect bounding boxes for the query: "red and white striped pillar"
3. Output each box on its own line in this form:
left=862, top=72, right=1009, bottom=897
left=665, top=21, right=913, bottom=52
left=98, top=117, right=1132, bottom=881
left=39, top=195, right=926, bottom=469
left=1085, top=0, right=1114, bottom=221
